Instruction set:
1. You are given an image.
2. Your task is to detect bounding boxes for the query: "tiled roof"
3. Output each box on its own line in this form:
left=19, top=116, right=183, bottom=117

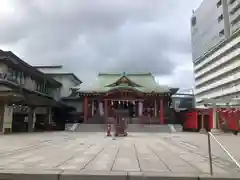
left=76, top=72, right=173, bottom=94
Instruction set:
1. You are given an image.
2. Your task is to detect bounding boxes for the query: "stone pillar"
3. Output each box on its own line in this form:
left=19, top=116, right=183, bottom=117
left=28, top=106, right=35, bottom=132
left=212, top=108, right=216, bottom=129
left=84, top=96, right=88, bottom=123
left=33, top=110, right=36, bottom=130
left=45, top=107, right=52, bottom=130
left=48, top=107, right=52, bottom=125
left=160, top=99, right=164, bottom=124
left=138, top=101, right=143, bottom=116
left=1, top=104, right=13, bottom=133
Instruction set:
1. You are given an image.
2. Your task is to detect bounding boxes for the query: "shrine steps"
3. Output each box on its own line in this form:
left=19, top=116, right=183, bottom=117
left=71, top=124, right=183, bottom=133
left=127, top=124, right=170, bottom=133
left=127, top=124, right=183, bottom=133
left=75, top=124, right=105, bottom=132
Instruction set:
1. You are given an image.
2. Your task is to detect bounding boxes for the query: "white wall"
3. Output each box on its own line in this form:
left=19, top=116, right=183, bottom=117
left=191, top=0, right=226, bottom=60
left=36, top=66, right=80, bottom=98
left=51, top=75, right=77, bottom=97
left=3, top=105, right=13, bottom=130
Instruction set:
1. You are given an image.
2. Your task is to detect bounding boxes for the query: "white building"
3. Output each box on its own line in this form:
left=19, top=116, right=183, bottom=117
left=35, top=65, right=82, bottom=98
left=192, top=0, right=240, bottom=103
left=35, top=65, right=83, bottom=114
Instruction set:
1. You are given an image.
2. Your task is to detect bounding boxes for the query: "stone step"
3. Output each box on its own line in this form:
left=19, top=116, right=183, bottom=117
left=72, top=123, right=182, bottom=133
left=127, top=124, right=172, bottom=133
left=75, top=124, right=105, bottom=132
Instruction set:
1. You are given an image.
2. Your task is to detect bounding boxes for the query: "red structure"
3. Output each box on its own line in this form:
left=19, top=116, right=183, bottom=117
left=181, top=108, right=240, bottom=132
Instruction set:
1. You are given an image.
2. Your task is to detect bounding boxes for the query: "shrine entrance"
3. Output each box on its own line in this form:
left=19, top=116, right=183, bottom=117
left=110, top=100, right=135, bottom=117
left=105, top=90, right=143, bottom=123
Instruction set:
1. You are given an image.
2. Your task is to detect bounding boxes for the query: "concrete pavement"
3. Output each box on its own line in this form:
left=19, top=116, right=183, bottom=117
left=0, top=132, right=239, bottom=179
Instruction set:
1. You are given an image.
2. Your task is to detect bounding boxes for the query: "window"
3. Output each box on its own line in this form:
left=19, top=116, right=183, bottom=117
left=191, top=16, right=197, bottom=26
left=7, top=68, right=22, bottom=84
left=219, top=29, right=225, bottom=36
left=217, top=0, right=222, bottom=8
left=218, top=14, right=223, bottom=22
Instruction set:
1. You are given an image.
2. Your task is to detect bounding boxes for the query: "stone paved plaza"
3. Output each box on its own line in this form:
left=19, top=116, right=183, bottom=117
left=0, top=131, right=240, bottom=179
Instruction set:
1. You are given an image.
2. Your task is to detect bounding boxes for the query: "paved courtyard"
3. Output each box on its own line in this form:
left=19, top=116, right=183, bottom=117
left=0, top=131, right=240, bottom=179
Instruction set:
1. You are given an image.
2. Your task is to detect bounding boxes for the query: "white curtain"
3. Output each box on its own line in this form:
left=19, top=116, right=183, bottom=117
left=99, top=102, right=104, bottom=116
left=32, top=111, right=36, bottom=129
left=92, top=101, right=94, bottom=116
left=154, top=100, right=157, bottom=117
left=138, top=102, right=143, bottom=116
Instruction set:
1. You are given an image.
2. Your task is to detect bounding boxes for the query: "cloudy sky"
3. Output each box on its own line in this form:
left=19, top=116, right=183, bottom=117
left=0, top=0, right=202, bottom=89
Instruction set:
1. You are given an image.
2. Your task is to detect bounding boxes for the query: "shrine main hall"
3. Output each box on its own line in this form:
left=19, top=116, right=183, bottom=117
left=66, top=72, right=179, bottom=124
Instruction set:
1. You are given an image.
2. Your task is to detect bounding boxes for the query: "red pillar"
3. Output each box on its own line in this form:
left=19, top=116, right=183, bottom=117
left=160, top=98, right=164, bottom=124
left=84, top=96, right=88, bottom=123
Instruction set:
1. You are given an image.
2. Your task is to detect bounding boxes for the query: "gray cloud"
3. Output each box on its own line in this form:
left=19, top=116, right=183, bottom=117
left=0, top=0, right=202, bottom=86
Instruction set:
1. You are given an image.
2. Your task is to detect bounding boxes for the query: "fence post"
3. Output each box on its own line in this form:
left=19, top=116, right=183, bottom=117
left=208, top=132, right=213, bottom=175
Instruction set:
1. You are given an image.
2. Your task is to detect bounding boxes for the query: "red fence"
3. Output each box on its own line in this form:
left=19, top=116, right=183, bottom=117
left=180, top=109, right=212, bottom=131
left=217, top=108, right=240, bottom=131
left=180, top=108, right=240, bottom=132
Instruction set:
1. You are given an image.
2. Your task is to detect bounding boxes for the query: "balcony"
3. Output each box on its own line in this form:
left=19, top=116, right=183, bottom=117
left=196, top=83, right=240, bottom=100
left=0, top=72, right=58, bottom=100
left=229, top=1, right=240, bottom=16
left=195, top=47, right=240, bottom=79
left=195, top=35, right=240, bottom=70
left=195, top=59, right=240, bottom=86
left=196, top=71, right=240, bottom=95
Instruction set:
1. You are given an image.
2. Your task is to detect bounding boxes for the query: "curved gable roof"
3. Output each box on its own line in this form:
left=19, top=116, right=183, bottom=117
left=77, top=72, right=173, bottom=94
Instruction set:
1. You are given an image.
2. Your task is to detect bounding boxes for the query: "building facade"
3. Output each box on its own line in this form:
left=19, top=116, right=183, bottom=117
left=0, top=50, right=75, bottom=133
left=35, top=65, right=82, bottom=98
left=192, top=0, right=240, bottom=103
left=36, top=65, right=83, bottom=122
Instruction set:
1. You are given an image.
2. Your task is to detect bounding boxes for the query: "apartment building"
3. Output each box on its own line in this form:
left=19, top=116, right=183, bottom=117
left=192, top=0, right=240, bottom=103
